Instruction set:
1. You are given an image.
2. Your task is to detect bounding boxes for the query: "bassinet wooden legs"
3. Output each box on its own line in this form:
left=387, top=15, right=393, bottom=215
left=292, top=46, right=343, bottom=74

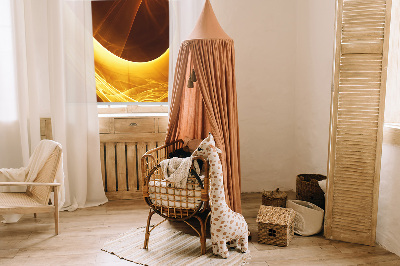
left=144, top=208, right=210, bottom=254
left=200, top=218, right=206, bottom=255
left=185, top=212, right=211, bottom=255
left=191, top=215, right=208, bottom=255
left=144, top=209, right=155, bottom=249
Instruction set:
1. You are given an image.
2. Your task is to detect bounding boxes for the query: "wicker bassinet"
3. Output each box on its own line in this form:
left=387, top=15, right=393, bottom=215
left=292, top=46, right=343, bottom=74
left=141, top=140, right=210, bottom=254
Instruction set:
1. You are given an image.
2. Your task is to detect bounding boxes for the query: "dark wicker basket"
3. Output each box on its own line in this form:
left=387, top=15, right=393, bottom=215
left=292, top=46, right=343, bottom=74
left=296, top=174, right=326, bottom=209
left=262, top=188, right=287, bottom=208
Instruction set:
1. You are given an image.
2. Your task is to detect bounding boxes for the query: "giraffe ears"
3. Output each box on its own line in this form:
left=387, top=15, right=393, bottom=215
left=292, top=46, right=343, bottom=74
left=208, top=133, right=214, bottom=141
left=210, top=144, right=222, bottom=154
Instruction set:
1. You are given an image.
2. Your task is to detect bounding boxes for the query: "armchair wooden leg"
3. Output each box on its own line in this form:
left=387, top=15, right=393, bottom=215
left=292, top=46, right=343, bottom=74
left=144, top=209, right=155, bottom=249
left=54, top=186, right=59, bottom=235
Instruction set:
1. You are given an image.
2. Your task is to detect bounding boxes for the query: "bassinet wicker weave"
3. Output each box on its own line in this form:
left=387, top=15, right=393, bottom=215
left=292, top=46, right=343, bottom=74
left=296, top=174, right=326, bottom=210
left=141, top=140, right=210, bottom=254
left=256, top=205, right=296, bottom=247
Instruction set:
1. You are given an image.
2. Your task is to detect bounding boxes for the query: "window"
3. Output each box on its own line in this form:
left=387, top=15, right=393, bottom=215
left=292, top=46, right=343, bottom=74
left=91, top=0, right=169, bottom=104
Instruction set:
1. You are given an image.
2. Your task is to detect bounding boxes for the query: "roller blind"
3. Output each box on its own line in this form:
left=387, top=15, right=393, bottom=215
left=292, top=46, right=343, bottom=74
left=325, top=0, right=392, bottom=245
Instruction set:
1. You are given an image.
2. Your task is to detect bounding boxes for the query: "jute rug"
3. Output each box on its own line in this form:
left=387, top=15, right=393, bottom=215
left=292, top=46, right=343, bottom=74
left=102, top=226, right=250, bottom=265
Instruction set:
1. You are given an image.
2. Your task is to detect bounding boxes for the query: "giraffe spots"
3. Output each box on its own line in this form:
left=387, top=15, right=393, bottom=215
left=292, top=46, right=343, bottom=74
left=199, top=135, right=248, bottom=258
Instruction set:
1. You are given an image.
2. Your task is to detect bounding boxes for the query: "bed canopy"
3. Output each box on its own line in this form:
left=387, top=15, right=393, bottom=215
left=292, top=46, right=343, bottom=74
left=166, top=0, right=242, bottom=212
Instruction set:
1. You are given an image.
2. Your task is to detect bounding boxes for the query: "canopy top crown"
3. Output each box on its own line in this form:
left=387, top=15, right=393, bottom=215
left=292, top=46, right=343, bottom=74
left=188, top=0, right=231, bottom=40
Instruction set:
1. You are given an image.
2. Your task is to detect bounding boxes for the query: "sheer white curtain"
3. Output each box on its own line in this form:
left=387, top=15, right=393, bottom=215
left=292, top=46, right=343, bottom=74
left=168, top=0, right=205, bottom=105
left=0, top=0, right=107, bottom=211
left=0, top=0, right=24, bottom=169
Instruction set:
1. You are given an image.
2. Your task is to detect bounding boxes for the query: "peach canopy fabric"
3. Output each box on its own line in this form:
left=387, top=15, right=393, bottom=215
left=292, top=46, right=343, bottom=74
left=166, top=38, right=242, bottom=213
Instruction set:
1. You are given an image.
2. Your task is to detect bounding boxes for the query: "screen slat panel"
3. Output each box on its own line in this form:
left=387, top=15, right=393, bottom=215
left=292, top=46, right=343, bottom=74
left=325, top=0, right=391, bottom=246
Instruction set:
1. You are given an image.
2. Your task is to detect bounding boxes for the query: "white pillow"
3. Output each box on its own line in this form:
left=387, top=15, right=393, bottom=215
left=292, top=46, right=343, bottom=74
left=318, top=179, right=327, bottom=194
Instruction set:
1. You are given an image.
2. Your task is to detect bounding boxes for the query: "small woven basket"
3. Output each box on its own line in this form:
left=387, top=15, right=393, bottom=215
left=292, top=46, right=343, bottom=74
left=296, top=174, right=326, bottom=209
left=262, top=188, right=287, bottom=208
left=257, top=205, right=296, bottom=247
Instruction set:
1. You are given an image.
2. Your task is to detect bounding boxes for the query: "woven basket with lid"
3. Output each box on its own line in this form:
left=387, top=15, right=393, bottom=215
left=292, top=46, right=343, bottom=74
left=262, top=188, right=287, bottom=208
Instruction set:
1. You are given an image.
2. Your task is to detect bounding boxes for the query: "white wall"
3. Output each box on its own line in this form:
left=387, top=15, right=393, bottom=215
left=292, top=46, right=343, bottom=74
left=211, top=0, right=335, bottom=191
left=377, top=141, right=400, bottom=256
left=212, top=0, right=297, bottom=191
left=294, top=1, right=335, bottom=178
left=377, top=2, right=400, bottom=255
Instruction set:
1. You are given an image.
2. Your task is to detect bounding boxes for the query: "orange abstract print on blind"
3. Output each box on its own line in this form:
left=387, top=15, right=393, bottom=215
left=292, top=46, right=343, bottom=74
left=91, top=0, right=169, bottom=102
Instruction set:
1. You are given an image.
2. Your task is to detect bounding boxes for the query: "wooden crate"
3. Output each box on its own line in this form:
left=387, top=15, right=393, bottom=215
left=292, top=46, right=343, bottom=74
left=99, top=115, right=168, bottom=200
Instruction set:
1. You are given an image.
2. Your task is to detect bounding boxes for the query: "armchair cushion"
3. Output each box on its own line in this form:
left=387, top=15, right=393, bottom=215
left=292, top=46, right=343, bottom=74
left=0, top=193, right=42, bottom=208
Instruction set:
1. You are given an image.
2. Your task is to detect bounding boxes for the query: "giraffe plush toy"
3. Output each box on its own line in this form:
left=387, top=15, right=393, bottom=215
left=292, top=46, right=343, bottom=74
left=192, top=133, right=248, bottom=258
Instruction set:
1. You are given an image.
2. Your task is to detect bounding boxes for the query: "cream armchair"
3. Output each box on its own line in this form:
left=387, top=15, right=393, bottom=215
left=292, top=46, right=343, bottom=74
left=0, top=145, right=62, bottom=234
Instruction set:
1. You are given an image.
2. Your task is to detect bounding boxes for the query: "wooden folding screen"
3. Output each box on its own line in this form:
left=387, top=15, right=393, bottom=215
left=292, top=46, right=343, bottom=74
left=325, top=0, right=392, bottom=245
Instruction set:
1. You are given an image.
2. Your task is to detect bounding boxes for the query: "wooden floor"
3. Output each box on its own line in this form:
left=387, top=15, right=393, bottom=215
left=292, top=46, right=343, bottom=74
left=1, top=193, right=399, bottom=266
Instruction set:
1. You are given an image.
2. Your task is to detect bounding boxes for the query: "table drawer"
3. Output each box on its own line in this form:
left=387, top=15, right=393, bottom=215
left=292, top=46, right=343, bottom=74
left=114, top=118, right=155, bottom=133
left=157, top=117, right=168, bottom=133
left=99, top=117, right=114, bottom=134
